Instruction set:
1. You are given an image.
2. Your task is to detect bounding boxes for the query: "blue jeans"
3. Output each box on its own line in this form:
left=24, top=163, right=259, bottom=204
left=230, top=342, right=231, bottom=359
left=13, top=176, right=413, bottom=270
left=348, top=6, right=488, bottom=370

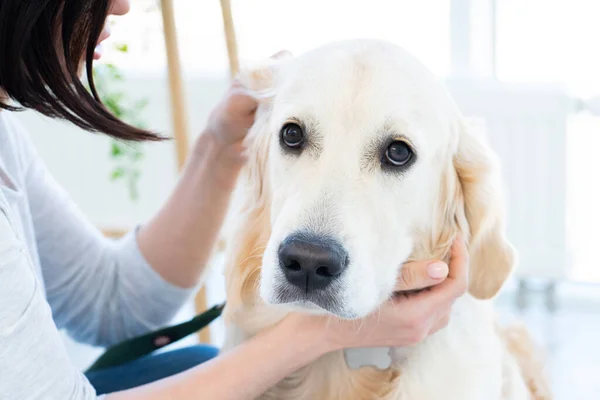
left=86, top=345, right=219, bottom=395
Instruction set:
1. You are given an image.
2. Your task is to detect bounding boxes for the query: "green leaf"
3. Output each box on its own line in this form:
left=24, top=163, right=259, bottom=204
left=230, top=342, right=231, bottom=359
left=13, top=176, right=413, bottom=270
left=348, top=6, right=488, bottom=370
left=100, top=55, right=149, bottom=202
left=115, top=43, right=129, bottom=53
left=133, top=120, right=148, bottom=130
left=132, top=150, right=144, bottom=161
left=111, top=142, right=125, bottom=157
left=111, top=167, right=126, bottom=180
left=127, top=170, right=141, bottom=202
left=134, top=98, right=149, bottom=110
left=105, top=64, right=123, bottom=80
left=104, top=98, right=123, bottom=117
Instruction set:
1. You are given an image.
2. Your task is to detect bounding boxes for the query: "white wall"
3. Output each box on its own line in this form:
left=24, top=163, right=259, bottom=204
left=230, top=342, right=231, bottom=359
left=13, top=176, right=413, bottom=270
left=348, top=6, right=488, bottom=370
left=20, top=72, right=230, bottom=229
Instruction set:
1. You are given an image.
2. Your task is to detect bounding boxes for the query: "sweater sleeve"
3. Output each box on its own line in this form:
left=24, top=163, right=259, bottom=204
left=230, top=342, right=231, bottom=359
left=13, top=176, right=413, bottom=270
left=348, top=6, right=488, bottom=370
left=20, top=131, right=195, bottom=347
left=0, top=196, right=103, bottom=400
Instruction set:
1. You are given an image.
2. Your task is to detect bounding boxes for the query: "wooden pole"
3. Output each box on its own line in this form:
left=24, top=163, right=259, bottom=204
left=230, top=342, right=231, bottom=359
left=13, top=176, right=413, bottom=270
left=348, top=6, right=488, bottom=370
left=220, top=0, right=240, bottom=79
left=214, top=0, right=240, bottom=258
left=160, top=0, right=210, bottom=344
left=160, top=0, right=189, bottom=169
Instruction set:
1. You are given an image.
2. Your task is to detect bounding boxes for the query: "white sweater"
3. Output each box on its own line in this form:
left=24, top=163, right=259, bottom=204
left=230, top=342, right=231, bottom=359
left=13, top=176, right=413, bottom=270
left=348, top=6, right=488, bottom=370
left=0, top=112, right=195, bottom=399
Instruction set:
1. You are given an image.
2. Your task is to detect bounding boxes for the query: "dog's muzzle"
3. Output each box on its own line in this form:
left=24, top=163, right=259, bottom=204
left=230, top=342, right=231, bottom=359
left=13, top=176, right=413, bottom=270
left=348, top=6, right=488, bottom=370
left=278, top=232, right=348, bottom=292
left=272, top=232, right=350, bottom=315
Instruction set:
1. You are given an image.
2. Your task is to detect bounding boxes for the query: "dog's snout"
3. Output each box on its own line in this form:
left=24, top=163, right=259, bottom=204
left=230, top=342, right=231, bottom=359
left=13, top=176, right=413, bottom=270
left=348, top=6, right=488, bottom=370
left=278, top=233, right=348, bottom=292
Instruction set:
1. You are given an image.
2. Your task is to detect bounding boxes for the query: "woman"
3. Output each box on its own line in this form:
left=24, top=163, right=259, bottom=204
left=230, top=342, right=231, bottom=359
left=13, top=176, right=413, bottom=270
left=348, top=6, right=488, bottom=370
left=0, top=1, right=469, bottom=399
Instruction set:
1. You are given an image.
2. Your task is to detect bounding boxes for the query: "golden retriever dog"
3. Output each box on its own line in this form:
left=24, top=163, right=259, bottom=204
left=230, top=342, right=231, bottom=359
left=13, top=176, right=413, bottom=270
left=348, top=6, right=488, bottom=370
left=220, top=39, right=551, bottom=400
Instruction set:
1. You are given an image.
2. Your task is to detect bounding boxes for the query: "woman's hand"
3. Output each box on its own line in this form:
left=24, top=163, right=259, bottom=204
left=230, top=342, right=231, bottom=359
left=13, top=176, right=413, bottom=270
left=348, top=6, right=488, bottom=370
left=301, top=236, right=469, bottom=351
left=186, top=81, right=257, bottom=189
left=199, top=80, right=258, bottom=162
left=194, top=50, right=292, bottom=168
left=114, top=240, right=468, bottom=400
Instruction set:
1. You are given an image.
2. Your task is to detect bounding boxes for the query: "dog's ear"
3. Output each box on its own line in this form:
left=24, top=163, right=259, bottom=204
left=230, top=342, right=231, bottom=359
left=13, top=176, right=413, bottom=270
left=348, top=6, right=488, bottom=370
left=452, top=118, right=516, bottom=300
left=236, top=50, right=294, bottom=99
left=431, top=116, right=516, bottom=299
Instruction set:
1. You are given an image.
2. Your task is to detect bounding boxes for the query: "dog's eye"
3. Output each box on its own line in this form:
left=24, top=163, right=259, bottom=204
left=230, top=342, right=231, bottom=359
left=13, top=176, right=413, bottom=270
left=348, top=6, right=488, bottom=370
left=384, top=141, right=413, bottom=167
left=281, top=123, right=304, bottom=148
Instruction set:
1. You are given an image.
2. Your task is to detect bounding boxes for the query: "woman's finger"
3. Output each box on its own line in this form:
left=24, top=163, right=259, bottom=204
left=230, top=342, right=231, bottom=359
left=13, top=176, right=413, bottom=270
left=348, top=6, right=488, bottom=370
left=421, top=235, right=470, bottom=306
left=448, top=234, right=469, bottom=281
left=225, top=89, right=258, bottom=117
left=394, top=260, right=449, bottom=291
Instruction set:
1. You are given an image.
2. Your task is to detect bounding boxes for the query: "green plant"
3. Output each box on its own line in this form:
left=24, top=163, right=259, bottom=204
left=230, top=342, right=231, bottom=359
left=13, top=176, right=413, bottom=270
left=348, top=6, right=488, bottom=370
left=92, top=44, right=148, bottom=202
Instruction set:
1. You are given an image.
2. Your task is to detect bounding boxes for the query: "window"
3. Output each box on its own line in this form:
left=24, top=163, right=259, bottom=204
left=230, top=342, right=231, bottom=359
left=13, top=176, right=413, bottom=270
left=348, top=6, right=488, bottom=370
left=496, top=0, right=600, bottom=97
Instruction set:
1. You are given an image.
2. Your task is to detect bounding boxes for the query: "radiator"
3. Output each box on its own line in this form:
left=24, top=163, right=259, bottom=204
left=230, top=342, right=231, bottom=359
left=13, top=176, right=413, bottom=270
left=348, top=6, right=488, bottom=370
left=445, top=79, right=573, bottom=282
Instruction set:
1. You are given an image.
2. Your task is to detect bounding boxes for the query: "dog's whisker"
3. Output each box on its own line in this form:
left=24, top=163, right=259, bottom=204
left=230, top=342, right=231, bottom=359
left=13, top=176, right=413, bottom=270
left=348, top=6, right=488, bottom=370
left=247, top=244, right=268, bottom=256
left=374, top=303, right=383, bottom=328
left=239, top=245, right=268, bottom=265
left=239, top=246, right=267, bottom=260
left=352, top=314, right=366, bottom=335
left=240, top=264, right=263, bottom=294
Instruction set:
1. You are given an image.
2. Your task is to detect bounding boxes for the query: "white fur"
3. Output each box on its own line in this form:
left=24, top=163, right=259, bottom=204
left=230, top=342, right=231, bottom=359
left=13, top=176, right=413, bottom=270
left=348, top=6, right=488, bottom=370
left=257, top=40, right=451, bottom=319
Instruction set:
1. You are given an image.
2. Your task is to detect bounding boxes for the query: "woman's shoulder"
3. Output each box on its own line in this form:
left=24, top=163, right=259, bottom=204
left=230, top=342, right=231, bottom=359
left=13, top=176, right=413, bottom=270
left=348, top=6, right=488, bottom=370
left=0, top=111, right=38, bottom=187
left=0, top=110, right=35, bottom=153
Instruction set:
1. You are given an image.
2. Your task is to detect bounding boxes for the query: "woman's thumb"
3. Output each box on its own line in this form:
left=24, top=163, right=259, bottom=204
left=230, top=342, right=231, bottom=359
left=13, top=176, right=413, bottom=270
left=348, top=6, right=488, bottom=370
left=395, top=260, right=449, bottom=291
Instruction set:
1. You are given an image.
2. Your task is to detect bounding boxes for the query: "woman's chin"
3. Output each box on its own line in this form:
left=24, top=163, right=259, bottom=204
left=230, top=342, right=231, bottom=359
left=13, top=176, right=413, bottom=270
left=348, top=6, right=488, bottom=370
left=77, top=48, right=101, bottom=77
left=93, top=43, right=103, bottom=60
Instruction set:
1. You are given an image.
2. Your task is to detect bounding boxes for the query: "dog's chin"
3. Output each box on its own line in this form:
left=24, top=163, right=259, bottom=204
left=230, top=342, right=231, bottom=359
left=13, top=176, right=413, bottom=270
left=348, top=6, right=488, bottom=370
left=260, top=286, right=361, bottom=320
left=271, top=300, right=332, bottom=316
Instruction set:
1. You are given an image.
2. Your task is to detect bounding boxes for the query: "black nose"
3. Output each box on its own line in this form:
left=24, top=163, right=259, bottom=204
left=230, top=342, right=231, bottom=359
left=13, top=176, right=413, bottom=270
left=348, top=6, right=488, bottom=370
left=278, top=233, right=348, bottom=292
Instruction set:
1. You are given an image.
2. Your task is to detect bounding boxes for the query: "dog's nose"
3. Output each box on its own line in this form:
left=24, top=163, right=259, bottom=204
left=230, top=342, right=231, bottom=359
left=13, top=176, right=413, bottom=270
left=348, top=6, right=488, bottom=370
left=278, top=233, right=348, bottom=292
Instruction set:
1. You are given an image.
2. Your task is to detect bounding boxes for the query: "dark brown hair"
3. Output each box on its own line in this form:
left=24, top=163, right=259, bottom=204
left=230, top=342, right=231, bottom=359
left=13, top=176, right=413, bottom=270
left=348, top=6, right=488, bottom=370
left=0, top=0, right=162, bottom=141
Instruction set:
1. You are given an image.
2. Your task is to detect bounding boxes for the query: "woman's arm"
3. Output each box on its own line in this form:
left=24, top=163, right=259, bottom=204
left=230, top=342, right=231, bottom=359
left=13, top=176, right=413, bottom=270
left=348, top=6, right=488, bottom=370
left=137, top=84, right=256, bottom=288
left=107, top=315, right=328, bottom=400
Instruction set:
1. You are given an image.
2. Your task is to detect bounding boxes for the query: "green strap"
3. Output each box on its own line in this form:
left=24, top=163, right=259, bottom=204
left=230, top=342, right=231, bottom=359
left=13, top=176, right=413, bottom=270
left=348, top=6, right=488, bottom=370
left=85, top=302, right=225, bottom=373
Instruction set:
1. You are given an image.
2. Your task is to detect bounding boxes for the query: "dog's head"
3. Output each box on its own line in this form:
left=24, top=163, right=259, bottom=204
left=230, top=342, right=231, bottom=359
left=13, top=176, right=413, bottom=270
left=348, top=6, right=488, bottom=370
left=225, top=39, right=515, bottom=321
